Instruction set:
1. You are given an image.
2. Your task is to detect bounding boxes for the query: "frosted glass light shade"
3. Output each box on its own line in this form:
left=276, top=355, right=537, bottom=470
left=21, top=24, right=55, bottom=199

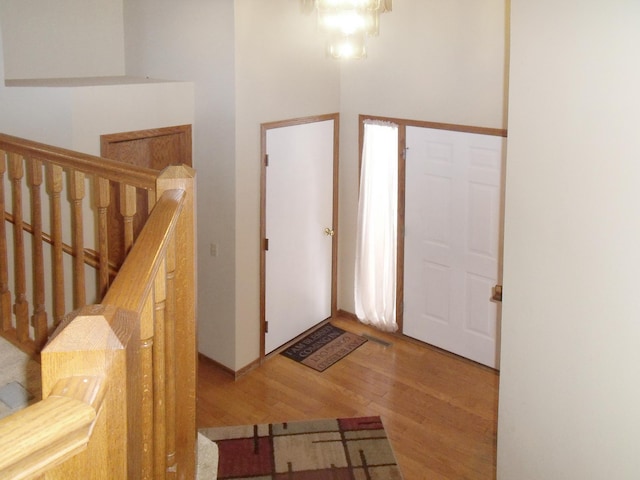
left=304, top=0, right=392, bottom=59
left=318, top=8, right=379, bottom=36
left=326, top=32, right=367, bottom=59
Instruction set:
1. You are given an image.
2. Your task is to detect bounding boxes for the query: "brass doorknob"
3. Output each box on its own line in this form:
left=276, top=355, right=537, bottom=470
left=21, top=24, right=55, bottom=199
left=324, top=228, right=335, bottom=236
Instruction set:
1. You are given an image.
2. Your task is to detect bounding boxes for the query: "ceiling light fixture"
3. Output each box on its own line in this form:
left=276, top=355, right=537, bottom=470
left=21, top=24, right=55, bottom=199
left=304, top=0, right=392, bottom=59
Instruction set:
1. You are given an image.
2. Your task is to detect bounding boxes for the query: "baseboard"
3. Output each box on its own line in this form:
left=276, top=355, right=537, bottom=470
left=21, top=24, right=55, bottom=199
left=234, top=358, right=261, bottom=379
left=198, top=352, right=261, bottom=380
left=335, top=309, right=358, bottom=322
left=198, top=352, right=235, bottom=377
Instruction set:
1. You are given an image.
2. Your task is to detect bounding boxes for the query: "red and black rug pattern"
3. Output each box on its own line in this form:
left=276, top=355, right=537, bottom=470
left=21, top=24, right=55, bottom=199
left=280, top=323, right=367, bottom=372
left=199, top=416, right=403, bottom=479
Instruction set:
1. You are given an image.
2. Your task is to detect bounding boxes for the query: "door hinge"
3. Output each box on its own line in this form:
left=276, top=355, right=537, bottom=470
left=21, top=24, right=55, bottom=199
left=265, top=321, right=269, bottom=333
left=264, top=238, right=269, bottom=251
left=264, top=154, right=269, bottom=167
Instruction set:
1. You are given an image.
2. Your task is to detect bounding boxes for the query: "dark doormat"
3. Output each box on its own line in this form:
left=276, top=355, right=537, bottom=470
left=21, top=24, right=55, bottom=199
left=281, top=323, right=367, bottom=372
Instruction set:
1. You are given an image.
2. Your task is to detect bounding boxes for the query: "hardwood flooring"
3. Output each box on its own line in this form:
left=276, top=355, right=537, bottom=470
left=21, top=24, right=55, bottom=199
left=197, top=316, right=499, bottom=479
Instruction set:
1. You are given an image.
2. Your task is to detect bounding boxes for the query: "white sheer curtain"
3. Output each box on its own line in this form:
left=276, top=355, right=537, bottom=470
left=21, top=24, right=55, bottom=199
left=354, top=120, right=399, bottom=332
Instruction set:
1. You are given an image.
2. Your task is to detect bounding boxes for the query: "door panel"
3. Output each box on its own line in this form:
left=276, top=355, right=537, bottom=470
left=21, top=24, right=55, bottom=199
left=100, top=125, right=192, bottom=269
left=403, top=126, right=503, bottom=368
left=264, top=119, right=335, bottom=354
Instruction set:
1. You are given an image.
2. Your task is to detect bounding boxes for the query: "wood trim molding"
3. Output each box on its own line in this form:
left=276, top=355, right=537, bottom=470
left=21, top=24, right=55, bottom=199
left=359, top=115, right=507, bottom=138
left=336, top=309, right=358, bottom=322
left=198, top=353, right=261, bottom=380
left=260, top=113, right=339, bottom=130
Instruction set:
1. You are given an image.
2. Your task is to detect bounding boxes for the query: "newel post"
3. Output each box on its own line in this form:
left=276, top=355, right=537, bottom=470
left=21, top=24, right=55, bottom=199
left=40, top=305, right=142, bottom=479
left=156, top=165, right=197, bottom=479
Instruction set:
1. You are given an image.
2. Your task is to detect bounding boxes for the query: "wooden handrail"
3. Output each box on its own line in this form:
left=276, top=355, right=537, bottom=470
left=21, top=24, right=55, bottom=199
left=0, top=133, right=157, bottom=190
left=102, top=189, right=185, bottom=311
left=0, top=376, right=105, bottom=480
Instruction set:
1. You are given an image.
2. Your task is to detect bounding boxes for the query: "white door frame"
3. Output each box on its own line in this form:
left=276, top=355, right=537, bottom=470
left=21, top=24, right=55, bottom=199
left=260, top=113, right=340, bottom=358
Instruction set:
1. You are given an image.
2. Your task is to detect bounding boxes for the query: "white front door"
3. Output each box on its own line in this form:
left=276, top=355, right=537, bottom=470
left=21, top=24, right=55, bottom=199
left=403, top=126, right=504, bottom=368
left=264, top=119, right=335, bottom=354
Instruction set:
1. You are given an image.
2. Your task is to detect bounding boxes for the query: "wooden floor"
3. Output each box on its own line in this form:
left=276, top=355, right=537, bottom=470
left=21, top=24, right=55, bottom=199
left=197, top=316, right=499, bottom=479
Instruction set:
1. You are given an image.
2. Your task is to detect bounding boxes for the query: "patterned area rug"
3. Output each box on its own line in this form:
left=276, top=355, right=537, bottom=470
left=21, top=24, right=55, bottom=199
left=199, top=416, right=403, bottom=479
left=280, top=323, right=367, bottom=372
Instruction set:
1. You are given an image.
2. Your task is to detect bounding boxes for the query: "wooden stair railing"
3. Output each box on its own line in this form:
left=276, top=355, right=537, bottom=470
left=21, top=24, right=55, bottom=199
left=0, top=133, right=159, bottom=355
left=0, top=137, right=197, bottom=479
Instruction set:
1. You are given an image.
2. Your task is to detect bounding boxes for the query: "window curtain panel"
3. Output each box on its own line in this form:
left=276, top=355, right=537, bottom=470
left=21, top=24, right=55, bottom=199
left=354, top=120, right=398, bottom=332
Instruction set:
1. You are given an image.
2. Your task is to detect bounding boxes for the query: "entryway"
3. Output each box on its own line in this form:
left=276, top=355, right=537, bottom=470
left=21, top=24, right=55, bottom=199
left=356, top=116, right=506, bottom=368
left=402, top=124, right=505, bottom=369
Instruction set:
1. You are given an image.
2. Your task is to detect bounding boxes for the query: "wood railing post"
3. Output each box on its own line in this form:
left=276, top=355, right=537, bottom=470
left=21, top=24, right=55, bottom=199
left=156, top=165, right=197, bottom=479
left=153, top=260, right=168, bottom=478
left=120, top=183, right=138, bottom=258
left=69, top=170, right=86, bottom=309
left=95, top=176, right=111, bottom=297
left=40, top=304, right=142, bottom=479
left=164, top=237, right=178, bottom=477
left=27, top=157, right=48, bottom=348
left=0, top=150, right=11, bottom=331
left=8, top=153, right=29, bottom=343
left=46, top=164, right=66, bottom=328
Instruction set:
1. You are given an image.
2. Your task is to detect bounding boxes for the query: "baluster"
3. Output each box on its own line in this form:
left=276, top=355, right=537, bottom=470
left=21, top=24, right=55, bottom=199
left=147, top=189, right=157, bottom=214
left=140, top=294, right=155, bottom=480
left=69, top=170, right=86, bottom=308
left=46, top=164, right=65, bottom=327
left=153, top=261, right=167, bottom=478
left=120, top=184, right=137, bottom=257
left=164, top=235, right=177, bottom=478
left=28, top=158, right=48, bottom=347
left=95, top=176, right=110, bottom=298
left=8, top=153, right=29, bottom=343
left=0, top=150, right=11, bottom=331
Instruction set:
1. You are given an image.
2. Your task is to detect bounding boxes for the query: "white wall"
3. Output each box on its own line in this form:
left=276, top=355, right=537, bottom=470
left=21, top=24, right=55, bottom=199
left=0, top=85, right=74, bottom=147
left=497, top=1, right=640, bottom=478
left=71, top=82, right=194, bottom=155
left=337, top=0, right=507, bottom=313
left=0, top=0, right=125, bottom=79
left=123, top=0, right=238, bottom=368
left=233, top=0, right=340, bottom=369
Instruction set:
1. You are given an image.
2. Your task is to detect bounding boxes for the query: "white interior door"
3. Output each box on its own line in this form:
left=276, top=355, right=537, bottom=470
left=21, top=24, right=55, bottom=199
left=264, top=119, right=335, bottom=353
left=403, top=126, right=504, bottom=368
